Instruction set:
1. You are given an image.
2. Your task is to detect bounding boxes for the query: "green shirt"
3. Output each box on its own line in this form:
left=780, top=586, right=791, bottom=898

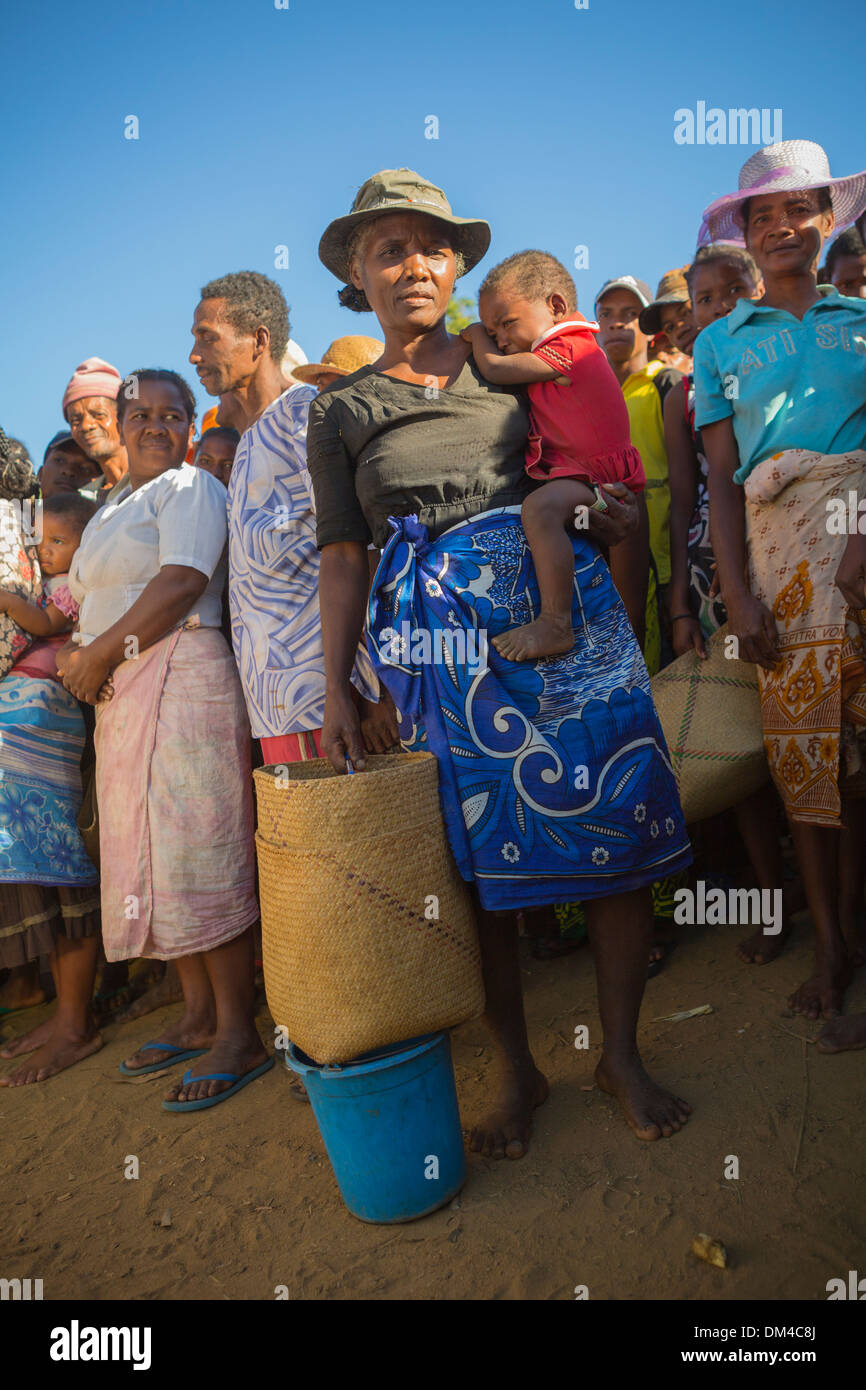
left=622, top=362, right=680, bottom=586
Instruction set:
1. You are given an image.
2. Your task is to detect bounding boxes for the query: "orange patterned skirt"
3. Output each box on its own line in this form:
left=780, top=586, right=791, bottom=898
left=745, top=448, right=866, bottom=827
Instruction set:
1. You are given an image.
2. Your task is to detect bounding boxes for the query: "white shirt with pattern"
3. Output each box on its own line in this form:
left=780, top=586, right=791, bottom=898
left=227, top=385, right=376, bottom=738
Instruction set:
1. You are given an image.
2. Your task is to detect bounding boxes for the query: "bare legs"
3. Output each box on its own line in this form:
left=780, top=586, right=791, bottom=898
left=588, top=887, right=691, bottom=1140
left=493, top=480, right=595, bottom=662
left=468, top=888, right=691, bottom=1157
left=162, top=929, right=267, bottom=1105
left=468, top=903, right=549, bottom=1159
left=0, top=934, right=101, bottom=1085
left=735, top=783, right=793, bottom=965
left=787, top=818, right=852, bottom=1019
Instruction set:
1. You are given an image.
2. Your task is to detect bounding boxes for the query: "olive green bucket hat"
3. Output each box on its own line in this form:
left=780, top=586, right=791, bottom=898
left=318, top=168, right=491, bottom=283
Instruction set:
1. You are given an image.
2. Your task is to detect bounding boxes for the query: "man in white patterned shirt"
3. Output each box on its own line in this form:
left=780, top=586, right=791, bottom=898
left=190, top=271, right=381, bottom=762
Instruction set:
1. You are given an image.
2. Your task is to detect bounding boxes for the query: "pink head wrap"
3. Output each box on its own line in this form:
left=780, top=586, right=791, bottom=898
left=62, top=357, right=122, bottom=419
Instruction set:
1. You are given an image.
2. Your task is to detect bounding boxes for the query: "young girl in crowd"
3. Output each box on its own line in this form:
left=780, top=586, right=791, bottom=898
left=666, top=244, right=762, bottom=653
left=462, top=250, right=648, bottom=660
left=0, top=492, right=101, bottom=1084
left=695, top=139, right=866, bottom=1022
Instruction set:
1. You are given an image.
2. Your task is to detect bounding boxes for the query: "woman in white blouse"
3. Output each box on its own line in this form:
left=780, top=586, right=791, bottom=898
left=61, top=368, right=272, bottom=1111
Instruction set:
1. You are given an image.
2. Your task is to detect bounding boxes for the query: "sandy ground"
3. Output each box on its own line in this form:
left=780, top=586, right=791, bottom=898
left=2, top=916, right=865, bottom=1302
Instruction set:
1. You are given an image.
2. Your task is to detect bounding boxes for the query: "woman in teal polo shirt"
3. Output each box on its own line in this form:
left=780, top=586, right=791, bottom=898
left=695, top=139, right=866, bottom=1026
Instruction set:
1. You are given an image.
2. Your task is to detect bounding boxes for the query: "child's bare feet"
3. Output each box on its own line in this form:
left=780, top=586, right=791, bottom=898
left=468, top=1061, right=549, bottom=1159
left=595, top=1052, right=691, bottom=1141
left=493, top=614, right=573, bottom=663
left=816, top=1013, right=866, bottom=1053
left=0, top=1022, right=102, bottom=1086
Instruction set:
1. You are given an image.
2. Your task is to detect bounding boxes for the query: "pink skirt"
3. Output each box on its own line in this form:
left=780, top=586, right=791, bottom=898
left=95, top=627, right=258, bottom=961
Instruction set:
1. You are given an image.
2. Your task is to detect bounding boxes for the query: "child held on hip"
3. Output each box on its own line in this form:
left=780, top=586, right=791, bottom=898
left=0, top=493, right=96, bottom=648
left=463, top=250, right=646, bottom=661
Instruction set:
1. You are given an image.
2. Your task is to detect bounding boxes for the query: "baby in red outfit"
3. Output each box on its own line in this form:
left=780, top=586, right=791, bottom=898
left=464, top=250, right=646, bottom=661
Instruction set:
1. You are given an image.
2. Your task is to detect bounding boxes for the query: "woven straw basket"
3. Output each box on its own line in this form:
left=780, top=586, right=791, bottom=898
left=651, top=625, right=769, bottom=824
left=254, top=752, right=484, bottom=1065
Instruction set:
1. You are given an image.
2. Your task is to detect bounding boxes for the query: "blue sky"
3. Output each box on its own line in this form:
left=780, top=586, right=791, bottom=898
left=1, top=0, right=863, bottom=458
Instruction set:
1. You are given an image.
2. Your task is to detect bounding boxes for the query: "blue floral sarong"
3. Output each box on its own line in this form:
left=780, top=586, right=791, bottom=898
left=0, top=675, right=97, bottom=886
left=367, top=507, right=691, bottom=912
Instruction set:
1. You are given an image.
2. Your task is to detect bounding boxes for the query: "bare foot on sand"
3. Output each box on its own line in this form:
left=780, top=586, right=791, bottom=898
left=162, top=1036, right=269, bottom=1105
left=115, top=965, right=183, bottom=1025
left=816, top=1014, right=866, bottom=1053
left=492, top=615, right=573, bottom=663
left=0, top=1014, right=57, bottom=1059
left=468, top=1062, right=549, bottom=1159
left=122, top=1014, right=215, bottom=1073
left=788, top=954, right=851, bottom=1021
left=0, top=1024, right=102, bottom=1086
left=737, top=920, right=792, bottom=965
left=595, top=1053, right=691, bottom=1141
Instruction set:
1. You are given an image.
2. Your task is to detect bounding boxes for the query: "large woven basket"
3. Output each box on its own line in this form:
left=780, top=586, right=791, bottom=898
left=254, top=752, right=485, bottom=1064
left=651, top=625, right=769, bottom=824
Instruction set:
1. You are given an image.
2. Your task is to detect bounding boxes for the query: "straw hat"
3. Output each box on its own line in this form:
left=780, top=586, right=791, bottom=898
left=293, top=336, right=384, bottom=384
left=701, top=140, right=866, bottom=245
left=318, top=168, right=490, bottom=283
left=639, top=267, right=691, bottom=335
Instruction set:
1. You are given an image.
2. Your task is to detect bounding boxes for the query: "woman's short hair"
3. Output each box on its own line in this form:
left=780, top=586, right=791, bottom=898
left=685, top=243, right=760, bottom=293
left=339, top=218, right=466, bottom=313
left=479, top=250, right=577, bottom=312
left=42, top=490, right=98, bottom=533
left=117, top=369, right=197, bottom=425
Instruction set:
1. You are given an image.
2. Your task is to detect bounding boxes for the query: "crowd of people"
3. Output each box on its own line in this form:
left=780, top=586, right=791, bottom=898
left=1, top=138, right=865, bottom=1161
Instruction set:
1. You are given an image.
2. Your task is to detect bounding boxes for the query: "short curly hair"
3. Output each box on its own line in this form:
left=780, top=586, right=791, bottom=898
left=479, top=250, right=577, bottom=312
left=199, top=270, right=290, bottom=360
left=117, top=369, right=197, bottom=425
left=338, top=220, right=466, bottom=313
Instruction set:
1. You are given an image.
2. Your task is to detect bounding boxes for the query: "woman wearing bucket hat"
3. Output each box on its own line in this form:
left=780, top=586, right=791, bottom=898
left=694, top=139, right=866, bottom=1024
left=307, top=169, right=693, bottom=1153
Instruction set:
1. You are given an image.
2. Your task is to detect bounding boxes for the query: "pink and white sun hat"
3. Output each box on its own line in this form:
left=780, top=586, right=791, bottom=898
left=700, top=140, right=866, bottom=245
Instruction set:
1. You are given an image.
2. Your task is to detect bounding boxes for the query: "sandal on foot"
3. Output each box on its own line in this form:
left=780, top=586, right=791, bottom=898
left=119, top=1042, right=209, bottom=1076
left=162, top=1056, right=275, bottom=1112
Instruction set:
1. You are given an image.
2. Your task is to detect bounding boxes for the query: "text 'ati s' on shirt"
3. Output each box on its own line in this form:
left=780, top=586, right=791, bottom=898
left=68, top=463, right=228, bottom=644
left=306, top=354, right=531, bottom=551
left=693, top=286, right=866, bottom=483
left=526, top=317, right=645, bottom=490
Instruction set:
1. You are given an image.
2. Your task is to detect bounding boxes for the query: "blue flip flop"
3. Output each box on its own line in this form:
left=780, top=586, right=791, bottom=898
left=119, top=1042, right=209, bottom=1077
left=161, top=1056, right=275, bottom=1111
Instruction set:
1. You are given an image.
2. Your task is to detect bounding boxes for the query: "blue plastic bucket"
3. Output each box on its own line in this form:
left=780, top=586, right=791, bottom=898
left=286, top=1032, right=466, bottom=1223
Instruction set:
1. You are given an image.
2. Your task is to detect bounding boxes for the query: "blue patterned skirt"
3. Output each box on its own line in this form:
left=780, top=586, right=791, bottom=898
left=367, top=508, right=691, bottom=912
left=0, top=675, right=97, bottom=886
